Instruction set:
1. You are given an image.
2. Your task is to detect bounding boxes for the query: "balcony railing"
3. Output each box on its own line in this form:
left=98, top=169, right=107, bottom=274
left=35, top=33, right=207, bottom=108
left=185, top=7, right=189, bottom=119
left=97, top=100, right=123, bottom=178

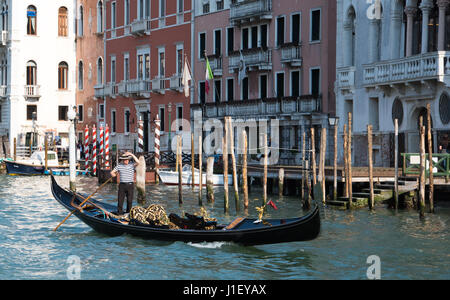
left=230, top=0, right=273, bottom=26
left=94, top=84, right=105, bottom=98
left=104, top=83, right=118, bottom=98
left=191, top=95, right=322, bottom=119
left=207, top=55, right=223, bottom=76
left=152, top=77, right=166, bottom=94
left=131, top=18, right=151, bottom=36
left=363, top=51, right=450, bottom=86
left=170, top=75, right=183, bottom=92
left=280, top=43, right=302, bottom=67
left=337, top=66, right=356, bottom=91
left=24, top=85, right=41, bottom=99
left=229, top=48, right=272, bottom=71
left=126, top=79, right=151, bottom=96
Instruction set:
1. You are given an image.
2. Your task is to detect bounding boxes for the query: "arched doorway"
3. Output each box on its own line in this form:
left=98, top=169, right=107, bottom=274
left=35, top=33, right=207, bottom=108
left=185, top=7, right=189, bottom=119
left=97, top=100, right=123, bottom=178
left=408, top=106, right=434, bottom=153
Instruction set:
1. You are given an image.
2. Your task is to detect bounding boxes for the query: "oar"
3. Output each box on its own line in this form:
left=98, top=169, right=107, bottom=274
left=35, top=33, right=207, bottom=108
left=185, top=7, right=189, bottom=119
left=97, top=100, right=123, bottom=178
left=53, top=177, right=113, bottom=231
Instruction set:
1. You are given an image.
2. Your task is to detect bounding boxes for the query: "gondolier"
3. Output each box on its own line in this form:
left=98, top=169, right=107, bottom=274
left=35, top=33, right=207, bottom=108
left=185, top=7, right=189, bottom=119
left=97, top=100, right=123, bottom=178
left=110, top=152, right=140, bottom=215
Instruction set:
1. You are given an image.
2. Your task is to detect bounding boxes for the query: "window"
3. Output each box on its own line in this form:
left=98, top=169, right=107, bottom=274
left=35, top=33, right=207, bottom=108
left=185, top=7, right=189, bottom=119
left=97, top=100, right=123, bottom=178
left=111, top=2, right=116, bottom=29
left=242, top=28, right=249, bottom=50
left=58, top=7, right=68, bottom=37
left=227, top=27, right=234, bottom=54
left=58, top=106, right=69, bottom=121
left=97, top=1, right=103, bottom=33
left=77, top=105, right=84, bottom=122
left=124, top=109, right=130, bottom=133
left=124, top=0, right=130, bottom=25
left=178, top=0, right=184, bottom=14
left=111, top=56, right=116, bottom=83
left=260, top=74, right=267, bottom=99
left=292, top=13, right=301, bottom=44
left=199, top=82, right=206, bottom=104
left=26, top=105, right=37, bottom=120
left=199, top=32, right=206, bottom=59
left=276, top=73, right=285, bottom=98
left=251, top=26, right=258, bottom=49
left=203, top=3, right=210, bottom=14
left=78, top=6, right=84, bottom=37
left=27, top=6, right=37, bottom=35
left=78, top=61, right=83, bottom=90
left=310, top=68, right=320, bottom=96
left=291, top=71, right=300, bottom=97
left=214, top=29, right=222, bottom=56
left=124, top=54, right=130, bottom=81
left=159, top=107, right=165, bottom=131
left=216, top=0, right=224, bottom=10
left=310, top=9, right=321, bottom=42
left=26, top=61, right=37, bottom=86
left=177, top=106, right=183, bottom=131
left=242, top=77, right=249, bottom=100
left=226, top=78, right=234, bottom=102
left=0, top=105, right=2, bottom=123
left=160, top=0, right=166, bottom=18
left=58, top=62, right=69, bottom=90
left=97, top=57, right=103, bottom=84
left=111, top=110, right=116, bottom=133
left=158, top=48, right=165, bottom=78
left=176, top=45, right=184, bottom=75
left=261, top=24, right=268, bottom=48
left=277, top=16, right=285, bottom=47
left=99, top=103, right=105, bottom=119
left=214, top=80, right=221, bottom=103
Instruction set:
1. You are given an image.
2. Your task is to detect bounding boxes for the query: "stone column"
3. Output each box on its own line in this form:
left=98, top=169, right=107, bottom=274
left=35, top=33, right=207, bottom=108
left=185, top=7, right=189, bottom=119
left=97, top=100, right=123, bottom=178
left=343, top=20, right=354, bottom=66
left=438, top=0, right=450, bottom=51
left=390, top=4, right=403, bottom=59
left=369, top=18, right=381, bottom=62
left=420, top=1, right=433, bottom=53
left=405, top=6, right=417, bottom=57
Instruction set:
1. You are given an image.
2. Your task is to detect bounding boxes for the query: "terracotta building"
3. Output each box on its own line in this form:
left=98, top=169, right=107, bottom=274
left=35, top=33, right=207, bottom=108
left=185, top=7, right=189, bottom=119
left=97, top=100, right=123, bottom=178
left=97, top=0, right=192, bottom=152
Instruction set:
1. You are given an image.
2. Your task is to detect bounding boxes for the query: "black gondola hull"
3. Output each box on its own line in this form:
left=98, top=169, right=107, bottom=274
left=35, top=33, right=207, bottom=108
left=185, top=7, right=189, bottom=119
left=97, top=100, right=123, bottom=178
left=51, top=176, right=320, bottom=246
left=5, top=160, right=45, bottom=175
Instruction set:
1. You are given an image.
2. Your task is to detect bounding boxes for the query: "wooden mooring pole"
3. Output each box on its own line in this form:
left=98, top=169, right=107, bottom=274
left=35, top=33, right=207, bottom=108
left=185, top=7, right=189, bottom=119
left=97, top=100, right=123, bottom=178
left=310, top=128, right=316, bottom=186
left=226, top=117, right=240, bottom=212
left=191, top=132, right=195, bottom=189
left=318, top=128, right=327, bottom=204
left=394, top=119, right=399, bottom=210
left=177, top=135, right=183, bottom=205
left=333, top=122, right=338, bottom=200
left=223, top=135, right=229, bottom=213
left=301, top=131, right=306, bottom=201
left=368, top=125, right=374, bottom=210
left=198, top=135, right=203, bottom=206
left=348, top=113, right=353, bottom=207
left=206, top=156, right=215, bottom=203
left=242, top=130, right=249, bottom=210
left=419, top=120, right=426, bottom=219
left=343, top=124, right=349, bottom=198
left=263, top=133, right=268, bottom=208
left=427, top=104, right=434, bottom=213
left=278, top=168, right=285, bottom=197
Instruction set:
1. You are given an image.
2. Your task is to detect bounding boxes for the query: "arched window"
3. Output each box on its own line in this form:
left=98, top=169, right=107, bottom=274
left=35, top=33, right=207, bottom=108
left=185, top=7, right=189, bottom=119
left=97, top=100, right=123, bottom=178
left=97, top=1, right=103, bottom=33
left=58, top=7, right=68, bottom=37
left=78, top=61, right=83, bottom=90
left=78, top=6, right=84, bottom=37
left=344, top=6, right=356, bottom=66
left=27, top=5, right=37, bottom=35
left=97, top=57, right=103, bottom=85
left=2, top=5, right=8, bottom=31
left=26, top=61, right=37, bottom=86
left=58, top=62, right=68, bottom=89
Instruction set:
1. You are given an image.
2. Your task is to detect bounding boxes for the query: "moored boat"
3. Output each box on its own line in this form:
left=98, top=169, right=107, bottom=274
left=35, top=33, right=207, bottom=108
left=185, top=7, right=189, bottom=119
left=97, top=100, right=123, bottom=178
left=50, top=175, right=321, bottom=245
left=158, top=165, right=233, bottom=186
left=5, top=151, right=69, bottom=176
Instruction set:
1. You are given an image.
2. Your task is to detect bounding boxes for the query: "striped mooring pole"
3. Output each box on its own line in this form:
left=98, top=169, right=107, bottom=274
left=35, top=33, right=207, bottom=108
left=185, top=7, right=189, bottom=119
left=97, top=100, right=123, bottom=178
left=138, top=118, right=144, bottom=153
left=105, top=124, right=110, bottom=169
left=155, top=114, right=161, bottom=183
left=92, top=124, right=97, bottom=176
left=84, top=125, right=89, bottom=173
left=99, top=125, right=104, bottom=165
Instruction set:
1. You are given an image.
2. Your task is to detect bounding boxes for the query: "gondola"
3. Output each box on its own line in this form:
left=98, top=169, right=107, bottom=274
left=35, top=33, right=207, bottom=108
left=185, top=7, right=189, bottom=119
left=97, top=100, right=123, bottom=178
left=50, top=176, right=320, bottom=246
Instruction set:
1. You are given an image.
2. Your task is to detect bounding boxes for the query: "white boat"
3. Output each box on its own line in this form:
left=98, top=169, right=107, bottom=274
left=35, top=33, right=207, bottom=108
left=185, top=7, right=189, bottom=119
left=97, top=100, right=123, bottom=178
left=158, top=165, right=233, bottom=186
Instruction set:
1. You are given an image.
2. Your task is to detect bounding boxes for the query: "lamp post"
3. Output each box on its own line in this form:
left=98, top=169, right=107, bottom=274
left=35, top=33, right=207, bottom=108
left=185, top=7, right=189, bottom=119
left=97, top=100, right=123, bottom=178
left=328, top=115, right=340, bottom=200
left=68, top=106, right=77, bottom=191
left=168, top=102, right=172, bottom=152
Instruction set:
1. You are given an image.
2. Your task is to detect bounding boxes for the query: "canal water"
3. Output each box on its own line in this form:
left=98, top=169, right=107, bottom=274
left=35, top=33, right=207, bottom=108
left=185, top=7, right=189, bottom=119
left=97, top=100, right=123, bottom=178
left=0, top=174, right=449, bottom=280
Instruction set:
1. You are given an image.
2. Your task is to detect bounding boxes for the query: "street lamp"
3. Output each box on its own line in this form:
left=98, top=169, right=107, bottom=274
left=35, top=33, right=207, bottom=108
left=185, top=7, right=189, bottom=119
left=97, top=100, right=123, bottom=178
left=328, top=115, right=339, bottom=200
left=68, top=106, right=77, bottom=191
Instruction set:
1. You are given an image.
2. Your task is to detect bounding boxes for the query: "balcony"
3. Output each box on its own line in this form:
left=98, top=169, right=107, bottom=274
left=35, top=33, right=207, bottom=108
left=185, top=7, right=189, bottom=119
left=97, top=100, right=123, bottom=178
left=191, top=95, right=322, bottom=119
left=1, top=30, right=9, bottom=46
left=363, top=51, right=450, bottom=89
left=229, top=48, right=272, bottom=72
left=94, top=84, right=105, bottom=99
left=126, top=79, right=151, bottom=97
left=0, top=85, right=7, bottom=98
left=130, top=18, right=151, bottom=36
left=337, top=66, right=356, bottom=92
left=280, top=43, right=302, bottom=67
left=151, top=77, right=166, bottom=94
left=207, top=55, right=223, bottom=77
left=230, top=0, right=273, bottom=26
left=169, top=75, right=183, bottom=92
left=24, top=85, right=41, bottom=100
left=104, top=83, right=118, bottom=98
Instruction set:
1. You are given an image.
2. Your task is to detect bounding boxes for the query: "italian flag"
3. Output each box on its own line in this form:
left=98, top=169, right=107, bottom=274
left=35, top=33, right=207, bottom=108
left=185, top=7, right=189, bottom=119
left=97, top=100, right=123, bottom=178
left=205, top=56, right=214, bottom=95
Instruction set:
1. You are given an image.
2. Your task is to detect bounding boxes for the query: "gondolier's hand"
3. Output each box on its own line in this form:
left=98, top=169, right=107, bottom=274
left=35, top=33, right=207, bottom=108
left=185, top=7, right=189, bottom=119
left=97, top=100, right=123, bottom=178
left=125, top=152, right=140, bottom=165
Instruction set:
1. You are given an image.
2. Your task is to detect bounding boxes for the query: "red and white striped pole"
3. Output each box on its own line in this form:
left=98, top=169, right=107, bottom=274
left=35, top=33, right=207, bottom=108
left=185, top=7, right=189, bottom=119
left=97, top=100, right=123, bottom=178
left=84, top=125, right=89, bottom=173
left=138, top=118, right=144, bottom=153
left=155, top=114, right=160, bottom=182
left=105, top=124, right=110, bottom=169
left=92, top=124, right=97, bottom=176
left=99, top=125, right=104, bottom=164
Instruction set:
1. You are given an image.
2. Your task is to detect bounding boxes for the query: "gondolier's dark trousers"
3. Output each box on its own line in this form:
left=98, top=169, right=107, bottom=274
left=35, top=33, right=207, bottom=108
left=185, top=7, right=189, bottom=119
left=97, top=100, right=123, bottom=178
left=118, top=182, right=134, bottom=215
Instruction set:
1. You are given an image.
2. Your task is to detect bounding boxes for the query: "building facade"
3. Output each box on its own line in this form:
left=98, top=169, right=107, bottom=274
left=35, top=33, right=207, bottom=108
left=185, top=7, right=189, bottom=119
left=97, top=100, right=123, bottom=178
left=97, top=0, right=192, bottom=152
left=336, top=0, right=450, bottom=167
left=0, top=0, right=77, bottom=152
left=191, top=0, right=336, bottom=163
left=75, top=0, right=105, bottom=140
